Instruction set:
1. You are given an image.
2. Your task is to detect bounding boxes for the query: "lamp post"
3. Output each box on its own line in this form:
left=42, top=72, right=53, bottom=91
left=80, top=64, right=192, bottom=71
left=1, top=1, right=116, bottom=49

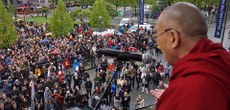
left=22, top=7, right=25, bottom=22
left=137, top=11, right=140, bottom=35
left=137, top=0, right=144, bottom=35
left=136, top=0, right=140, bottom=35
left=14, top=7, right=17, bottom=18
left=221, top=0, right=230, bottom=45
left=98, top=16, right=102, bottom=32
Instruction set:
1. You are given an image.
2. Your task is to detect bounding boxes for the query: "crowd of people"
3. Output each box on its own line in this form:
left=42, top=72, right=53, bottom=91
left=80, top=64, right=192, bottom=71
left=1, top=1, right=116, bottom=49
left=0, top=16, right=169, bottom=110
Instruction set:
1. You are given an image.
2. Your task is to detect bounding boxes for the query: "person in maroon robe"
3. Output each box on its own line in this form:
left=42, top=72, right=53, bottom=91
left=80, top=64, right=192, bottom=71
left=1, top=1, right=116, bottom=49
left=151, top=2, right=230, bottom=110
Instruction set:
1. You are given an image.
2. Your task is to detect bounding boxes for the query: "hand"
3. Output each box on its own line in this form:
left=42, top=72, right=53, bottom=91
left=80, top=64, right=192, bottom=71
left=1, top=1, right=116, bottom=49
left=163, top=83, right=169, bottom=88
left=151, top=89, right=165, bottom=99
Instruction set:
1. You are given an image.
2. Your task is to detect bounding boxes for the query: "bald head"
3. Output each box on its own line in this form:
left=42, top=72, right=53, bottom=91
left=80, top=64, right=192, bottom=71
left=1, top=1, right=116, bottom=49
left=159, top=2, right=208, bottom=40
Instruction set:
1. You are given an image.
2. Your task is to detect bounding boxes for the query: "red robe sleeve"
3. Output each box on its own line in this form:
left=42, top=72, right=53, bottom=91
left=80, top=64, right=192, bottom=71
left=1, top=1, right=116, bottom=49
left=156, top=74, right=229, bottom=110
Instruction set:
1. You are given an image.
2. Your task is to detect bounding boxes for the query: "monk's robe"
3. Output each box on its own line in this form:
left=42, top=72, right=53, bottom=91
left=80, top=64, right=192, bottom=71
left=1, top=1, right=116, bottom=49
left=156, top=38, right=230, bottom=110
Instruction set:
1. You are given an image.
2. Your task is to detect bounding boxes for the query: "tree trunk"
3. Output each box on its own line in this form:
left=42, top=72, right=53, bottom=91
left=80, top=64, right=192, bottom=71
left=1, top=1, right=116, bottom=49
left=197, top=2, right=200, bottom=8
left=204, top=4, right=207, bottom=11
left=135, top=5, right=137, bottom=17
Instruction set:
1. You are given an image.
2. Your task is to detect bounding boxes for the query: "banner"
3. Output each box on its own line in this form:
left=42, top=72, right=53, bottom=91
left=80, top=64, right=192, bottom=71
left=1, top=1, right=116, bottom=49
left=139, top=0, right=144, bottom=25
left=215, top=0, right=227, bottom=38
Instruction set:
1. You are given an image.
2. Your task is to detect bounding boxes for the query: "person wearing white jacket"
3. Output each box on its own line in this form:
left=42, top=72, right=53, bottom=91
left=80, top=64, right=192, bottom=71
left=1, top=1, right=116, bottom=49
left=140, top=66, right=148, bottom=93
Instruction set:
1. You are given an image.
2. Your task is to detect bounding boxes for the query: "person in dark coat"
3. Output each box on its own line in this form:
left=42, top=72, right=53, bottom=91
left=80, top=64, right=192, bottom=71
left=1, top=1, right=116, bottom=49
left=19, top=94, right=30, bottom=109
left=35, top=101, right=44, bottom=110
left=73, top=86, right=81, bottom=107
left=65, top=72, right=72, bottom=87
left=64, top=90, right=75, bottom=108
left=85, top=78, right=92, bottom=97
left=153, top=72, right=161, bottom=88
left=79, top=63, right=85, bottom=76
left=11, top=86, right=20, bottom=101
left=101, top=59, right=108, bottom=72
left=122, top=92, right=130, bottom=110
left=11, top=100, right=19, bottom=110
left=4, top=98, right=14, bottom=110
left=123, top=80, right=131, bottom=93
left=81, top=90, right=89, bottom=107
left=73, top=76, right=82, bottom=90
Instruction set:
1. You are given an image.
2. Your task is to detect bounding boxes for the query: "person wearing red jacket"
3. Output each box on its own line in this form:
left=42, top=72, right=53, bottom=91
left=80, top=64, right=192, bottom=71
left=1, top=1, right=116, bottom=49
left=57, top=69, right=64, bottom=82
left=63, top=58, right=71, bottom=69
left=63, top=58, right=71, bottom=73
left=51, top=90, right=63, bottom=110
left=151, top=2, right=230, bottom=110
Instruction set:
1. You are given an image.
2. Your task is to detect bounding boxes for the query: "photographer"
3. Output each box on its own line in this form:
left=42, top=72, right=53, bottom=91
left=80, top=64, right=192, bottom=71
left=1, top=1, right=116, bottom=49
left=64, top=90, right=75, bottom=109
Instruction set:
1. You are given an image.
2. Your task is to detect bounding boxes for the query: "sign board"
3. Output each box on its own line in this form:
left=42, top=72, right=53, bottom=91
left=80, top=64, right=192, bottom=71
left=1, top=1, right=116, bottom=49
left=215, top=0, right=227, bottom=38
left=139, top=0, right=144, bottom=25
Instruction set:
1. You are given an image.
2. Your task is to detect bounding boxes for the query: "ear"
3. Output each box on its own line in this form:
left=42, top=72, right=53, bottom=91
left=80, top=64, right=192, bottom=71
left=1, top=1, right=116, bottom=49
left=170, top=30, right=180, bottom=49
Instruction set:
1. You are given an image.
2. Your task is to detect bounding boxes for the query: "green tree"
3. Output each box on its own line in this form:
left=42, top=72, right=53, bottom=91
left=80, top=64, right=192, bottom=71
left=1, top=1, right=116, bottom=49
left=70, top=7, right=92, bottom=24
left=128, top=0, right=139, bottom=16
left=105, top=0, right=118, bottom=9
left=72, top=0, right=78, bottom=3
left=120, top=0, right=129, bottom=8
left=7, top=0, right=15, bottom=17
left=155, top=0, right=168, bottom=8
left=169, top=0, right=218, bottom=7
left=145, top=0, right=157, bottom=5
left=41, top=7, right=50, bottom=13
left=129, top=0, right=137, bottom=7
left=79, top=8, right=92, bottom=18
left=0, top=1, right=17, bottom=49
left=78, top=0, right=94, bottom=8
left=104, top=0, right=128, bottom=9
left=89, top=0, right=110, bottom=28
left=36, top=7, right=50, bottom=16
left=70, top=7, right=81, bottom=20
left=49, top=0, right=57, bottom=4
left=50, top=0, right=73, bottom=37
left=104, top=1, right=117, bottom=18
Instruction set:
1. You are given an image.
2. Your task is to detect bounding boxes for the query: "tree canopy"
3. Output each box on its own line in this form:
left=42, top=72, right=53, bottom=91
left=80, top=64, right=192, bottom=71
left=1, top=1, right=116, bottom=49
left=79, top=8, right=92, bottom=18
left=89, top=0, right=110, bottom=28
left=104, top=1, right=117, bottom=18
left=49, top=0, right=73, bottom=37
left=7, top=0, right=15, bottom=17
left=77, top=0, right=94, bottom=8
left=0, top=1, right=17, bottom=49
